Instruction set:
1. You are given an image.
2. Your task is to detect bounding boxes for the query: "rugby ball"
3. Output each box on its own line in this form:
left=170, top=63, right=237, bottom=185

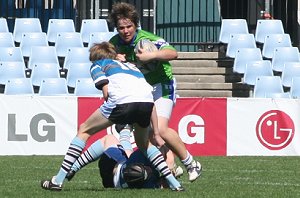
left=134, top=39, right=158, bottom=74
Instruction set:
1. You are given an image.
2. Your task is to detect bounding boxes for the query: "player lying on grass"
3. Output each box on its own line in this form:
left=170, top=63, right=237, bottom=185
left=41, top=42, right=183, bottom=191
left=66, top=124, right=183, bottom=189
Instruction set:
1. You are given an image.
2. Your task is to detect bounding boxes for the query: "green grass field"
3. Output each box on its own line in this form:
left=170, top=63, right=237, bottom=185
left=0, top=156, right=299, bottom=198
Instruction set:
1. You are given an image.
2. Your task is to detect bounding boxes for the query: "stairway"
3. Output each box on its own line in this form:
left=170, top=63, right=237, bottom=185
left=172, top=52, right=251, bottom=97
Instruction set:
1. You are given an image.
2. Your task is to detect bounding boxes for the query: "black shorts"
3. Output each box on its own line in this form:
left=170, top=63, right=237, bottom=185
left=108, top=102, right=154, bottom=128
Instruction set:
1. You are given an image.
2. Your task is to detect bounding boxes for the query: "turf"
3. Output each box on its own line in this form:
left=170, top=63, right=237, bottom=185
left=0, top=156, right=299, bottom=198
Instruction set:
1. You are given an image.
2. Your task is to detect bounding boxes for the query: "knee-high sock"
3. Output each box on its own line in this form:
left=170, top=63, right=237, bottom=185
left=145, top=145, right=181, bottom=189
left=71, top=140, right=104, bottom=172
left=55, top=137, right=85, bottom=184
left=119, top=128, right=132, bottom=151
left=181, top=151, right=194, bottom=168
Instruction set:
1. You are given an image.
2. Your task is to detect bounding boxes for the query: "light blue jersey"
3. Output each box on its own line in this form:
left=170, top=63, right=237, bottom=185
left=90, top=59, right=154, bottom=118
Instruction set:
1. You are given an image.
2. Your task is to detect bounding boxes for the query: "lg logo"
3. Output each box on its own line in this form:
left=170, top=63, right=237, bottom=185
left=178, top=115, right=205, bottom=144
left=256, top=110, right=294, bottom=150
left=7, top=113, right=56, bottom=142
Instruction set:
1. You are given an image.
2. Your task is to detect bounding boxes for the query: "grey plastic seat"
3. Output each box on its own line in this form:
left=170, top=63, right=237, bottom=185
left=0, top=18, right=9, bottom=32
left=63, top=47, right=91, bottom=70
left=226, top=33, right=256, bottom=58
left=262, top=34, right=292, bottom=59
left=255, top=19, right=285, bottom=44
left=4, top=78, right=34, bottom=95
left=243, top=60, right=273, bottom=86
left=20, top=32, right=48, bottom=57
left=47, top=19, right=75, bottom=43
left=233, top=48, right=263, bottom=74
left=253, top=76, right=284, bottom=98
left=74, top=78, right=103, bottom=97
left=0, top=32, right=15, bottom=47
left=38, top=78, right=69, bottom=96
left=13, top=18, right=42, bottom=43
left=87, top=32, right=117, bottom=49
left=0, top=47, right=25, bottom=64
left=281, top=62, right=300, bottom=88
left=219, top=19, right=249, bottom=44
left=30, top=63, right=61, bottom=86
left=27, top=46, right=59, bottom=69
left=0, top=61, right=26, bottom=85
left=55, top=32, right=84, bottom=57
left=271, top=47, right=300, bottom=72
left=80, top=19, right=109, bottom=43
left=290, top=77, right=300, bottom=99
left=66, top=62, right=91, bottom=88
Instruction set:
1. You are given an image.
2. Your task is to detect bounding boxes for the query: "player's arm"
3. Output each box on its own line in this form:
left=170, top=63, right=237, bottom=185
left=136, top=48, right=177, bottom=63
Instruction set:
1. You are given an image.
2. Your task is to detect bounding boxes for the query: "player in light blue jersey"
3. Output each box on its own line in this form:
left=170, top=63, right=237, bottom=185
left=41, top=42, right=183, bottom=192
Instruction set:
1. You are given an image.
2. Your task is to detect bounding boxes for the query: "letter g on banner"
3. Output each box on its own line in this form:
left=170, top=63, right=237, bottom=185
left=178, top=115, right=205, bottom=144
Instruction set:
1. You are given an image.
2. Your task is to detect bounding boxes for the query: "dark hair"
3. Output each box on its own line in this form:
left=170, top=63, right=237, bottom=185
left=109, top=2, right=140, bottom=28
left=89, top=42, right=117, bottom=62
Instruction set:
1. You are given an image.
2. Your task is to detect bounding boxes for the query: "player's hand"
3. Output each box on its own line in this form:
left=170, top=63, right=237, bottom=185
left=136, top=48, right=156, bottom=63
left=116, top=53, right=126, bottom=62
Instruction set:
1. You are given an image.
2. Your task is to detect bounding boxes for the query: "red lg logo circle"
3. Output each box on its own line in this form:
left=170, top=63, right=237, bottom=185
left=256, top=110, right=294, bottom=150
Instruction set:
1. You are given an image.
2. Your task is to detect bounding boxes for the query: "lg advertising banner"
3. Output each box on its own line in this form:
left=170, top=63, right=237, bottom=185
left=0, top=96, right=77, bottom=155
left=227, top=98, right=300, bottom=156
left=79, top=97, right=227, bottom=156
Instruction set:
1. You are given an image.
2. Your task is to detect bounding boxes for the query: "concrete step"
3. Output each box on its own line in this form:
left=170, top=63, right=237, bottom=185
left=173, top=67, right=232, bottom=75
left=176, top=82, right=249, bottom=90
left=174, top=74, right=242, bottom=83
left=171, top=59, right=233, bottom=68
left=176, top=89, right=250, bottom=97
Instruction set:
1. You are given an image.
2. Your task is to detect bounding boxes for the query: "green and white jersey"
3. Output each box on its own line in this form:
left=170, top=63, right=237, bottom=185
left=110, top=29, right=176, bottom=85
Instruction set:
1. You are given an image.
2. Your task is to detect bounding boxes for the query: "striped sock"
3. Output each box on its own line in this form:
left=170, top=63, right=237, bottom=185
left=181, top=151, right=194, bottom=168
left=71, top=140, right=104, bottom=172
left=55, top=136, right=85, bottom=184
left=146, top=145, right=181, bottom=189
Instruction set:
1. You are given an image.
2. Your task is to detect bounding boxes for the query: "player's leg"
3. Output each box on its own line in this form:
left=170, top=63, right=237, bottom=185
left=155, top=96, right=202, bottom=182
left=41, top=109, right=113, bottom=191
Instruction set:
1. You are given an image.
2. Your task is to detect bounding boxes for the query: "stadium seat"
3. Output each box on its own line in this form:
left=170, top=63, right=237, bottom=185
left=253, top=76, right=284, bottom=98
left=87, top=32, right=117, bottom=49
left=0, top=61, right=26, bottom=85
left=74, top=78, right=103, bottom=97
left=243, top=60, right=273, bottom=86
left=27, top=46, right=59, bottom=69
left=55, top=32, right=84, bottom=57
left=4, top=78, right=34, bottom=95
left=30, top=63, right=61, bottom=86
left=0, top=32, right=15, bottom=47
left=271, top=47, right=300, bottom=72
left=233, top=48, right=263, bottom=74
left=219, top=19, right=249, bottom=44
left=226, top=33, right=256, bottom=58
left=0, top=47, right=25, bottom=64
left=0, top=18, right=9, bottom=32
left=265, top=92, right=291, bottom=99
left=13, top=18, right=42, bottom=43
left=80, top=19, right=109, bottom=43
left=255, top=19, right=285, bottom=44
left=281, top=62, right=300, bottom=88
left=47, top=19, right=76, bottom=43
left=261, top=34, right=292, bottom=59
left=290, top=77, right=300, bottom=99
left=38, top=78, right=69, bottom=96
left=66, top=62, right=91, bottom=88
left=63, top=47, right=91, bottom=70
left=20, top=32, right=48, bottom=57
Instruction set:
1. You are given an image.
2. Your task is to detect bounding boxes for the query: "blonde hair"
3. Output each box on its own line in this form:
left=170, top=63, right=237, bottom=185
left=89, top=42, right=117, bottom=62
left=109, top=2, right=140, bottom=28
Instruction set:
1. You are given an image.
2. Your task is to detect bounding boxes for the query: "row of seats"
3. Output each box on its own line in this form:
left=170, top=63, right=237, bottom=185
left=219, top=19, right=300, bottom=98
left=3, top=77, right=103, bottom=96
left=0, top=61, right=92, bottom=88
left=0, top=17, right=114, bottom=43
